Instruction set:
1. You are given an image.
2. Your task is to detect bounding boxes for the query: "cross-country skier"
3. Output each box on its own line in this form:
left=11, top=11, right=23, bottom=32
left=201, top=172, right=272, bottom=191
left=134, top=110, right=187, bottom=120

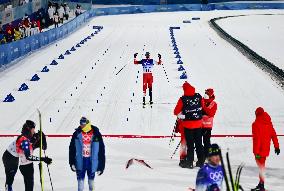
left=2, top=120, right=51, bottom=191
left=134, top=52, right=162, bottom=106
left=251, top=107, right=280, bottom=191
left=202, top=88, right=217, bottom=157
left=174, top=81, right=205, bottom=168
left=69, top=117, right=105, bottom=191
left=188, top=144, right=223, bottom=191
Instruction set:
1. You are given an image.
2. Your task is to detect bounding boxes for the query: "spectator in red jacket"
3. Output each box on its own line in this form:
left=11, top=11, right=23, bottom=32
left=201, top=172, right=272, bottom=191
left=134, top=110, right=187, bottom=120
left=251, top=107, right=280, bottom=191
left=202, top=88, right=217, bottom=157
left=174, top=81, right=205, bottom=169
left=5, top=23, right=14, bottom=37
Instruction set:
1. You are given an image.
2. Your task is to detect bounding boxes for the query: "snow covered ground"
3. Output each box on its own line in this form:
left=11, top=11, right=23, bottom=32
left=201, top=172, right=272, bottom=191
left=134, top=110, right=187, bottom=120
left=216, top=13, right=284, bottom=70
left=0, top=9, right=284, bottom=190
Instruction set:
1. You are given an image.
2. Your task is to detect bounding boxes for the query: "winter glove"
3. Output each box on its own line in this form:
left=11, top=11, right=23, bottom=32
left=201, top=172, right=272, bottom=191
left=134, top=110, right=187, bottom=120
left=255, top=154, right=261, bottom=159
left=275, top=148, right=280, bottom=155
left=41, top=156, right=52, bottom=165
left=71, top=165, right=76, bottom=172
left=134, top=53, right=138, bottom=58
left=158, top=53, right=161, bottom=59
left=31, top=131, right=47, bottom=150
left=97, top=171, right=103, bottom=176
left=177, top=113, right=185, bottom=120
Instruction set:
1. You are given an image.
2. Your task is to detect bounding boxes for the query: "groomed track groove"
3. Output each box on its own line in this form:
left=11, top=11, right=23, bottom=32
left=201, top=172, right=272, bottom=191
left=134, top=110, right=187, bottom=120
left=209, top=14, right=284, bottom=88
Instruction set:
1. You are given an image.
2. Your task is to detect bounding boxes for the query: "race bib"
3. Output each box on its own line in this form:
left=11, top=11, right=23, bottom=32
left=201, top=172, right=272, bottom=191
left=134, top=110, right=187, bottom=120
left=82, top=132, right=93, bottom=157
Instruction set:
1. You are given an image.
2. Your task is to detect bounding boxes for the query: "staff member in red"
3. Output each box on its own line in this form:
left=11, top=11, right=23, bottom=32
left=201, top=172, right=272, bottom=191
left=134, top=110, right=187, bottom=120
left=174, top=81, right=205, bottom=169
left=251, top=107, right=280, bottom=191
left=202, top=88, right=217, bottom=157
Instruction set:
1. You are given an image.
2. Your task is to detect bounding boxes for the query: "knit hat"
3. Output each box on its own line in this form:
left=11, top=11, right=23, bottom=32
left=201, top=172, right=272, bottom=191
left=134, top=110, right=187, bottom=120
left=208, top=143, right=221, bottom=157
left=255, top=107, right=264, bottom=117
left=80, top=117, right=88, bottom=125
left=25, top=120, right=36, bottom=129
left=21, top=120, right=36, bottom=138
left=182, top=81, right=195, bottom=96
left=205, top=88, right=215, bottom=98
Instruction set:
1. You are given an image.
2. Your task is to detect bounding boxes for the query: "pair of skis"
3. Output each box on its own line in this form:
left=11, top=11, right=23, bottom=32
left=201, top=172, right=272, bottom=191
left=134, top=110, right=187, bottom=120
left=220, top=150, right=244, bottom=191
left=37, top=109, right=54, bottom=191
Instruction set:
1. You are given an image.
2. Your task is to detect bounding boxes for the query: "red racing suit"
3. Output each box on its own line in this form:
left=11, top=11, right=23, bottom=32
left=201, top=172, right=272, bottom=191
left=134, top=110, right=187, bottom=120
left=134, top=58, right=161, bottom=94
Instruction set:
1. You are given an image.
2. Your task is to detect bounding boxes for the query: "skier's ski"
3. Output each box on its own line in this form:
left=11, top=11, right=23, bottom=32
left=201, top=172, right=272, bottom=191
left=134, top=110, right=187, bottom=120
left=235, top=163, right=245, bottom=191
left=226, top=152, right=236, bottom=191
left=37, top=109, right=44, bottom=191
left=220, top=150, right=230, bottom=191
left=126, top=158, right=153, bottom=169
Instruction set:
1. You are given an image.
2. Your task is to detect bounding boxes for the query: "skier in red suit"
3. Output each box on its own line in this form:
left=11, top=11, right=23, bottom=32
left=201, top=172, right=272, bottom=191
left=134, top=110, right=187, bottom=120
left=251, top=107, right=280, bottom=191
left=134, top=52, right=162, bottom=106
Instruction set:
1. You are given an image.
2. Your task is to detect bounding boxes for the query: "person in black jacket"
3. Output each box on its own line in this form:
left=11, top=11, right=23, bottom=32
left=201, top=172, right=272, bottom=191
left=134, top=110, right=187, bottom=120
left=69, top=117, right=105, bottom=191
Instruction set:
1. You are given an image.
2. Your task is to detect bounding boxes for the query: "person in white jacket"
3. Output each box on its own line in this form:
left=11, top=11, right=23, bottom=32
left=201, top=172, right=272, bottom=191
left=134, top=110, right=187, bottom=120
left=48, top=6, right=55, bottom=26
left=64, top=3, right=70, bottom=20
left=58, top=5, right=65, bottom=24
left=75, top=4, right=82, bottom=17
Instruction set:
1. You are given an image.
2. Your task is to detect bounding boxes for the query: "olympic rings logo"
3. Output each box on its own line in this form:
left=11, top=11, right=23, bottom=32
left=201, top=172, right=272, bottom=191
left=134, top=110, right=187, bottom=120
left=209, top=171, right=223, bottom=182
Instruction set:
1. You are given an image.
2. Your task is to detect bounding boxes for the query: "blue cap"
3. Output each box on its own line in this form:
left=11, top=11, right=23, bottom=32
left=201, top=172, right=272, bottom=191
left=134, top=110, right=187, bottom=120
left=80, top=117, right=88, bottom=125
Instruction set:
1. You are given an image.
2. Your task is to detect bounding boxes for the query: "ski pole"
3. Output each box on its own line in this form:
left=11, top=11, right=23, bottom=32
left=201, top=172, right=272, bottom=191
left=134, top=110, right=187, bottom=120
left=170, top=140, right=181, bottom=159
left=169, top=118, right=178, bottom=146
left=44, top=150, right=54, bottom=191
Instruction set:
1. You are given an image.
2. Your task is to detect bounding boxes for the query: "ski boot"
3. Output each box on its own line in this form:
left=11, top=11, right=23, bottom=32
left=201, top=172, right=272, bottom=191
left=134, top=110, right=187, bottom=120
left=143, top=97, right=146, bottom=108
left=179, top=159, right=186, bottom=168
left=195, top=160, right=204, bottom=168
left=5, top=184, right=12, bottom=191
left=149, top=88, right=153, bottom=105
left=180, top=160, right=193, bottom=169
left=251, top=182, right=266, bottom=191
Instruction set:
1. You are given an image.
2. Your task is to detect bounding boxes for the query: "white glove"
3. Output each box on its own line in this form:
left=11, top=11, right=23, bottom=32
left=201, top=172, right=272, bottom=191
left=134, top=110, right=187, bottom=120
left=177, top=113, right=185, bottom=120
left=71, top=165, right=76, bottom=172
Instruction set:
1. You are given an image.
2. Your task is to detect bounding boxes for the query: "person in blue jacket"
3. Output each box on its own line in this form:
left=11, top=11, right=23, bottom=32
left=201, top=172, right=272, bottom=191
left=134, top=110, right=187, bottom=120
left=195, top=144, right=223, bottom=191
left=69, top=117, right=105, bottom=191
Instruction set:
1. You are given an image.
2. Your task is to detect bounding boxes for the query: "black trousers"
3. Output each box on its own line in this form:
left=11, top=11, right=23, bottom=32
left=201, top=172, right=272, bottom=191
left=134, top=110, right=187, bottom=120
left=2, top=150, right=19, bottom=187
left=202, top=128, right=212, bottom=157
left=19, top=163, right=34, bottom=191
left=184, top=128, right=204, bottom=163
